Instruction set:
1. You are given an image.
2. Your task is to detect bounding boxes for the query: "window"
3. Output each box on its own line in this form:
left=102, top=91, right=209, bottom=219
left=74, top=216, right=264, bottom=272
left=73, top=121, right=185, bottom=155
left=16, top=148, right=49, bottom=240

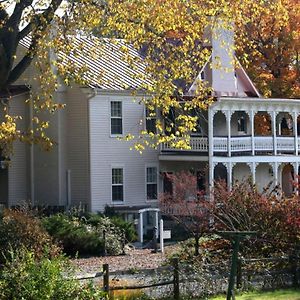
left=237, top=113, right=247, bottom=133
left=111, top=101, right=122, bottom=135
left=112, top=168, right=123, bottom=202
left=145, top=107, right=156, bottom=133
left=146, top=167, right=157, bottom=200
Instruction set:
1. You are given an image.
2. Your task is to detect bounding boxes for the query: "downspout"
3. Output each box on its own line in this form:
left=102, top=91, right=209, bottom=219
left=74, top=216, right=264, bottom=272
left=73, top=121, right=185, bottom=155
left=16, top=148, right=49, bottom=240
left=84, top=87, right=97, bottom=211
left=29, top=98, right=35, bottom=205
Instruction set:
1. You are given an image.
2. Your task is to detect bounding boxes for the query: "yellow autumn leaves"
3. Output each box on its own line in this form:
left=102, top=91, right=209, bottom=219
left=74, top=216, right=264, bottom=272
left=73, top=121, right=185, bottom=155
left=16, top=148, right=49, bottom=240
left=1, top=0, right=298, bottom=156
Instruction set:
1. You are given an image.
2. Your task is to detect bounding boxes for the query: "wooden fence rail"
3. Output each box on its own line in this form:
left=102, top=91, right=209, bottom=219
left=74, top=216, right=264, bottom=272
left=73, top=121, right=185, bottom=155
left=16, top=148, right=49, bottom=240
left=103, top=258, right=179, bottom=299
left=75, top=258, right=179, bottom=299
left=74, top=256, right=300, bottom=299
left=236, top=256, right=300, bottom=289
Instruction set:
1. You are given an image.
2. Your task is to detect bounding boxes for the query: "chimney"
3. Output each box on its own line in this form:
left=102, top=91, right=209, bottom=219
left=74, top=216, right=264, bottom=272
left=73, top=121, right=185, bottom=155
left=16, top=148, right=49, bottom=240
left=204, top=21, right=238, bottom=96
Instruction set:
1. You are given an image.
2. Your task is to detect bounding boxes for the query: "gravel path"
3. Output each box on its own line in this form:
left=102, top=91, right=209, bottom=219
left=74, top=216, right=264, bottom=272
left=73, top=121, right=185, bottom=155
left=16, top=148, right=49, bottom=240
left=71, top=246, right=177, bottom=275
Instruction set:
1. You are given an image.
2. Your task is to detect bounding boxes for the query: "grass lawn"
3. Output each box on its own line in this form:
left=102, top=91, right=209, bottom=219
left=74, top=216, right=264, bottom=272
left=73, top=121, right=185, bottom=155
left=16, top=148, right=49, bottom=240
left=210, top=289, right=300, bottom=300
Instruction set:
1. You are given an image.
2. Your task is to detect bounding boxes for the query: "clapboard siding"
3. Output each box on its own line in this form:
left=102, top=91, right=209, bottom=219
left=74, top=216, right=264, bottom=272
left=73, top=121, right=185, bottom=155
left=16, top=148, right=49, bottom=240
left=34, top=109, right=61, bottom=205
left=66, top=86, right=90, bottom=207
left=89, top=93, right=159, bottom=212
left=8, top=93, right=30, bottom=205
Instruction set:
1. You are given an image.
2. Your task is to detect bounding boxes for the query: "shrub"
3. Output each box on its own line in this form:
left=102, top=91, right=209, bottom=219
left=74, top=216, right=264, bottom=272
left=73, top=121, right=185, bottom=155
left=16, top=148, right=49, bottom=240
left=86, top=213, right=136, bottom=242
left=110, top=216, right=137, bottom=242
left=42, top=214, right=130, bottom=256
left=0, top=248, right=106, bottom=300
left=0, top=208, right=60, bottom=263
left=42, top=214, right=104, bottom=256
left=94, top=216, right=124, bottom=255
left=212, top=180, right=300, bottom=257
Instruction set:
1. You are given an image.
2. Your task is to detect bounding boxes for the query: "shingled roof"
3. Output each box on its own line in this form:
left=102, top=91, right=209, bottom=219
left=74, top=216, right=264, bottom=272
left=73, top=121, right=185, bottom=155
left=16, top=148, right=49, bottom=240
left=20, top=35, right=152, bottom=91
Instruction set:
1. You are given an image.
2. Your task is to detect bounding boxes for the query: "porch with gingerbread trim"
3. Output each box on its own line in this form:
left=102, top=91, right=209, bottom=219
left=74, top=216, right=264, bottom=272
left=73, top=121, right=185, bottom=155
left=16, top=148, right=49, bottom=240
left=208, top=97, right=300, bottom=195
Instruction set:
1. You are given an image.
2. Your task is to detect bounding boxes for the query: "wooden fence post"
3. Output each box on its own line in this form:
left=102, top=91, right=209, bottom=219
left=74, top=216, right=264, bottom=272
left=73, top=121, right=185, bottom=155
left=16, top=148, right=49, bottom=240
left=103, top=264, right=109, bottom=293
left=236, top=258, right=242, bottom=289
left=173, top=257, right=180, bottom=300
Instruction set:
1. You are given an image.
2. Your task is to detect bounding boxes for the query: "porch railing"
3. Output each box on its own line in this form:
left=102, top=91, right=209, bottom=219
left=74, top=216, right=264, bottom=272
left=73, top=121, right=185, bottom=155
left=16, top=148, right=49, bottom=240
left=161, top=136, right=299, bottom=154
left=213, top=137, right=228, bottom=152
left=277, top=137, right=295, bottom=151
left=160, top=137, right=208, bottom=152
left=231, top=136, right=252, bottom=152
left=254, top=136, right=273, bottom=152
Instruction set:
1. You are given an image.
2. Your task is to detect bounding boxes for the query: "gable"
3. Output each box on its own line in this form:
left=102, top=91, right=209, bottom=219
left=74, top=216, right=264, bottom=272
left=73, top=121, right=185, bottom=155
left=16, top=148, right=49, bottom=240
left=188, top=56, right=260, bottom=98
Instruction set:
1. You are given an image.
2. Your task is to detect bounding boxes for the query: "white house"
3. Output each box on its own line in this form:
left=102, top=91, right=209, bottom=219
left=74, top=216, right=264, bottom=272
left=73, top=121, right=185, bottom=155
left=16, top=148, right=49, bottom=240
left=3, top=26, right=300, bottom=230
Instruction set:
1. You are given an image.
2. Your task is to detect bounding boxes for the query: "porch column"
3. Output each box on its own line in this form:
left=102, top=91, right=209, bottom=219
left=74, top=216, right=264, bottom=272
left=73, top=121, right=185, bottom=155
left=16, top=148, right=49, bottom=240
left=250, top=110, right=255, bottom=155
left=292, top=162, right=299, bottom=196
left=139, top=212, right=143, bottom=244
left=273, top=162, right=279, bottom=186
left=271, top=111, right=277, bottom=155
left=228, top=162, right=233, bottom=190
left=250, top=162, right=256, bottom=185
left=209, top=162, right=215, bottom=190
left=294, top=112, right=298, bottom=155
left=208, top=108, right=214, bottom=189
left=226, top=110, right=232, bottom=157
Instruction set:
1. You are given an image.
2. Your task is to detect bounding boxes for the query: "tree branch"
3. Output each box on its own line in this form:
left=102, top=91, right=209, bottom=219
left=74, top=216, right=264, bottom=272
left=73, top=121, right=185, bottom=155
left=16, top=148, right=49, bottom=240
left=7, top=1, right=34, bottom=29
left=18, top=0, right=63, bottom=41
left=7, top=0, right=63, bottom=85
left=6, top=49, right=34, bottom=85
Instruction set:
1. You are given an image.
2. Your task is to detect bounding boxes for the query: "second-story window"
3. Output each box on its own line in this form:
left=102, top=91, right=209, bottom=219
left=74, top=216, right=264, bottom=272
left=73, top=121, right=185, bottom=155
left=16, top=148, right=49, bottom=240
left=145, top=107, right=156, bottom=134
left=111, top=101, right=122, bottom=135
left=237, top=114, right=247, bottom=133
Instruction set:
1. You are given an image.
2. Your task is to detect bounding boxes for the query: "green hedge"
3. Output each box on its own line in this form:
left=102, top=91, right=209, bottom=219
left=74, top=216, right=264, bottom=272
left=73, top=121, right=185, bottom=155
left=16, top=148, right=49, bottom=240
left=42, top=214, right=104, bottom=256
left=42, top=213, right=135, bottom=256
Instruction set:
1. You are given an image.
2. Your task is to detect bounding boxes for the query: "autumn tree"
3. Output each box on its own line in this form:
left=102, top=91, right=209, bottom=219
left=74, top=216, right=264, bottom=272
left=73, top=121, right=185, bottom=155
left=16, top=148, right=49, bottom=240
left=0, top=0, right=295, bottom=156
left=159, top=171, right=211, bottom=256
left=0, top=0, right=108, bottom=155
left=235, top=0, right=300, bottom=98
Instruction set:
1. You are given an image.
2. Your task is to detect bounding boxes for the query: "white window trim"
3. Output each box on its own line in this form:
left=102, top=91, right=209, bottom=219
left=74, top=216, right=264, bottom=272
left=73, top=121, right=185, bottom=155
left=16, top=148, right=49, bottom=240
left=145, top=164, right=159, bottom=202
left=110, top=100, right=124, bottom=137
left=111, top=165, right=125, bottom=205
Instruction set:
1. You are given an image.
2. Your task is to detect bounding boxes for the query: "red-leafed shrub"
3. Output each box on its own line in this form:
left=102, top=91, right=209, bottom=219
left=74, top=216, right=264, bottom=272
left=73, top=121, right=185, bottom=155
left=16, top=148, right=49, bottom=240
left=212, top=179, right=300, bottom=257
left=160, top=171, right=211, bottom=256
left=0, top=208, right=60, bottom=263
